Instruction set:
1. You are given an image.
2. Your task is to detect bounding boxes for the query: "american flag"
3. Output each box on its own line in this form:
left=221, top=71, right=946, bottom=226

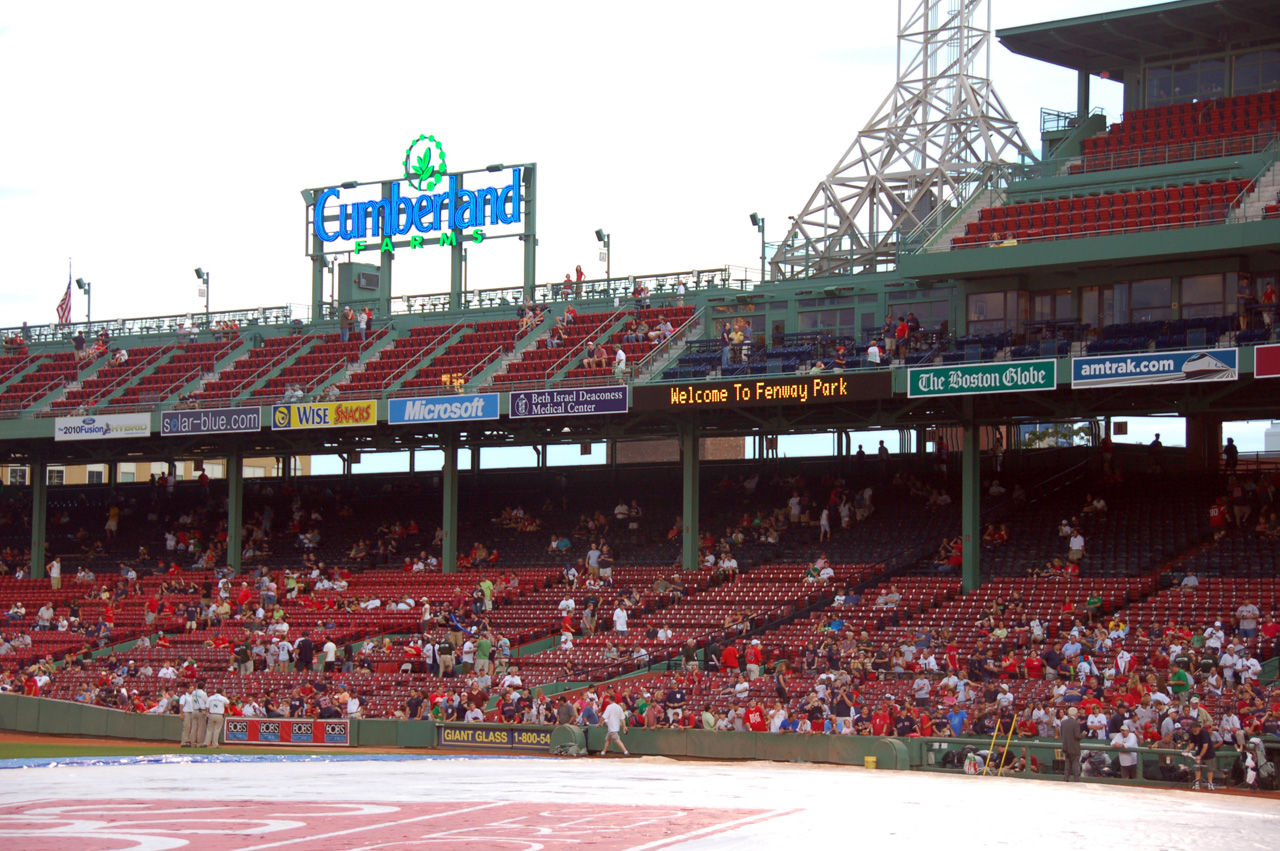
left=56, top=268, right=72, bottom=324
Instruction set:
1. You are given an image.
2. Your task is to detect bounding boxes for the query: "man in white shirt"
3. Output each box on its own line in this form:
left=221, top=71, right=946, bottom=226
left=1068, top=530, right=1086, bottom=561
left=558, top=595, right=576, bottom=616
left=204, top=689, right=230, bottom=748
left=189, top=681, right=209, bottom=747
left=1240, top=651, right=1262, bottom=683
left=1086, top=708, right=1109, bottom=740
left=612, top=604, right=628, bottom=634
left=48, top=557, right=61, bottom=590
left=1203, top=622, right=1225, bottom=652
left=322, top=638, right=338, bottom=672
left=598, top=697, right=630, bottom=756
left=1219, top=645, right=1239, bottom=685
left=178, top=685, right=196, bottom=745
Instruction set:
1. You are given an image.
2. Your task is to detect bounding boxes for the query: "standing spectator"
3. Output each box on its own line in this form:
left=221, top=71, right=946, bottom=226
left=1222, top=437, right=1239, bottom=473
left=1110, top=721, right=1140, bottom=779
left=204, top=688, right=229, bottom=748
left=339, top=306, right=354, bottom=343
left=1060, top=706, right=1086, bottom=782
left=1148, top=433, right=1163, bottom=474
left=1185, top=720, right=1217, bottom=790
left=598, top=695, right=630, bottom=756
left=720, top=321, right=732, bottom=371
left=48, top=557, right=61, bottom=591
left=1236, top=599, right=1261, bottom=639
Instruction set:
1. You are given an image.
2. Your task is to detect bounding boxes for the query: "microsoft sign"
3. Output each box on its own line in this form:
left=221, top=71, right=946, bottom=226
left=908, top=360, right=1056, bottom=398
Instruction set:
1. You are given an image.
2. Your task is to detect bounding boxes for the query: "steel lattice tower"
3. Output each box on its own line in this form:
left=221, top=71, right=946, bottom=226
left=772, top=0, right=1033, bottom=279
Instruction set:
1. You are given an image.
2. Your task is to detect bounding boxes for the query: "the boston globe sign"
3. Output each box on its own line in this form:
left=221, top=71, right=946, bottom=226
left=907, top=360, right=1056, bottom=398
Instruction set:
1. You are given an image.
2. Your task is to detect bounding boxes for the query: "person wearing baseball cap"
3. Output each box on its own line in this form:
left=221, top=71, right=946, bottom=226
left=1185, top=719, right=1217, bottom=790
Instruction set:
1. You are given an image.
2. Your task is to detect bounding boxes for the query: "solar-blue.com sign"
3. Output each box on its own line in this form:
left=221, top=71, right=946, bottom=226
left=388, top=393, right=499, bottom=425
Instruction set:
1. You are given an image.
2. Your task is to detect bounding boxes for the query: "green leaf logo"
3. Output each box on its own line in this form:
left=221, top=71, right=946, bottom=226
left=404, top=134, right=447, bottom=191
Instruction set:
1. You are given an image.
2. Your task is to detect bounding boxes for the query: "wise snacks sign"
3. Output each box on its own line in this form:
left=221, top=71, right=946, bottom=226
left=271, top=400, right=376, bottom=430
left=223, top=718, right=349, bottom=746
left=435, top=724, right=552, bottom=751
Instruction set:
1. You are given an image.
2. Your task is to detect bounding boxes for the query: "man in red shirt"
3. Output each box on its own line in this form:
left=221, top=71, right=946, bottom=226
left=1023, top=653, right=1044, bottom=680
left=721, top=643, right=740, bottom=675
left=744, top=640, right=763, bottom=681
left=744, top=700, right=767, bottom=732
left=870, top=701, right=893, bottom=736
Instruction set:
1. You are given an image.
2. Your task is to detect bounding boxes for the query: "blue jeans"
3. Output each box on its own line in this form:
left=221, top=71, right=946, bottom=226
left=721, top=346, right=730, bottom=369
left=340, top=328, right=349, bottom=342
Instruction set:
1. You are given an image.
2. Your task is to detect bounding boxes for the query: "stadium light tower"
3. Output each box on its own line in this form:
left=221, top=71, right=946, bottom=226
left=75, top=278, right=91, bottom=325
left=595, top=229, right=610, bottom=281
left=773, top=0, right=1033, bottom=278
left=749, top=213, right=766, bottom=283
left=194, top=268, right=210, bottom=326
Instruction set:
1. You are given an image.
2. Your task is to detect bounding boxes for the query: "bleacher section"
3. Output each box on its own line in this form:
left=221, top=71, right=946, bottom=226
left=110, top=341, right=237, bottom=409
left=490, top=311, right=621, bottom=388
left=1075, top=91, right=1280, bottom=174
left=399, top=319, right=524, bottom=392
left=953, top=179, right=1256, bottom=248
left=337, top=324, right=456, bottom=396
left=250, top=331, right=385, bottom=399
left=0, top=352, right=93, bottom=414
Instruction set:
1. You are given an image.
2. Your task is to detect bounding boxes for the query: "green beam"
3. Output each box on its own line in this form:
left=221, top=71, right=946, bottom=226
left=681, top=423, right=700, bottom=573
left=442, top=432, right=458, bottom=574
left=226, top=446, right=243, bottom=575
left=30, top=455, right=47, bottom=579
left=522, top=164, right=537, bottom=301
left=960, top=414, right=981, bottom=594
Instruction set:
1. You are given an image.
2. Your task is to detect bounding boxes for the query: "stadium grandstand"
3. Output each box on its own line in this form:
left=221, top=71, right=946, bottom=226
left=2, top=1, right=1280, bottom=819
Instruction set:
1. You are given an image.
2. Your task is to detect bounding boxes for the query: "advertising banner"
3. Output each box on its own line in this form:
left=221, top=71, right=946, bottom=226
left=54, top=413, right=152, bottom=441
left=435, top=724, right=553, bottom=751
left=271, top=400, right=376, bottom=430
left=388, top=393, right=499, bottom=425
left=222, top=718, right=349, bottom=747
left=508, top=386, right=628, bottom=418
left=1254, top=343, right=1280, bottom=379
left=1071, top=349, right=1238, bottom=388
left=907, top=360, right=1056, bottom=398
left=161, top=407, right=261, bottom=436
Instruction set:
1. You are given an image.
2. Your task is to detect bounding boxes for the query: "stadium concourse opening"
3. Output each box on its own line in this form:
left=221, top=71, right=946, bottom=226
left=3, top=0, right=1280, bottom=832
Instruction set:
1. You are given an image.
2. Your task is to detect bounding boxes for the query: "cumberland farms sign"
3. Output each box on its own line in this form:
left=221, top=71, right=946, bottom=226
left=908, top=360, right=1056, bottom=398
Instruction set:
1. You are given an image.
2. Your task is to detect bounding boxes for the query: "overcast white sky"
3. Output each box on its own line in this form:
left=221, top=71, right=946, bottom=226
left=0, top=0, right=1160, bottom=327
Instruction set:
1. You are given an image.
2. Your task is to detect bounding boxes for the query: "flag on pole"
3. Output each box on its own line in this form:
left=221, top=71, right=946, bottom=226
left=56, top=266, right=73, bottom=324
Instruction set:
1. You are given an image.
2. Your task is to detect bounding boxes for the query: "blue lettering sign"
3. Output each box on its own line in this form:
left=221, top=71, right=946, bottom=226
left=313, top=169, right=522, bottom=243
left=388, top=393, right=499, bottom=425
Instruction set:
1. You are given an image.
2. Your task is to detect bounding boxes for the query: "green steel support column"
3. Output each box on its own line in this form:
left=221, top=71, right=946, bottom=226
left=960, top=411, right=981, bottom=594
left=681, top=423, right=700, bottom=573
left=227, top=447, right=243, bottom=575
left=522, top=164, right=537, bottom=302
left=30, top=455, right=47, bottom=579
left=1077, top=69, right=1091, bottom=120
left=442, top=433, right=459, bottom=574
left=450, top=175, right=465, bottom=311
left=378, top=181, right=394, bottom=317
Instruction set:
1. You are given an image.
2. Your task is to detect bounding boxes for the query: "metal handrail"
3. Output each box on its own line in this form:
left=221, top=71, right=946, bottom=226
left=374, top=320, right=467, bottom=391
left=546, top=309, right=626, bottom=378
left=205, top=335, right=310, bottom=399
left=630, top=306, right=704, bottom=380
left=4, top=305, right=295, bottom=345
left=1060, top=131, right=1280, bottom=177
